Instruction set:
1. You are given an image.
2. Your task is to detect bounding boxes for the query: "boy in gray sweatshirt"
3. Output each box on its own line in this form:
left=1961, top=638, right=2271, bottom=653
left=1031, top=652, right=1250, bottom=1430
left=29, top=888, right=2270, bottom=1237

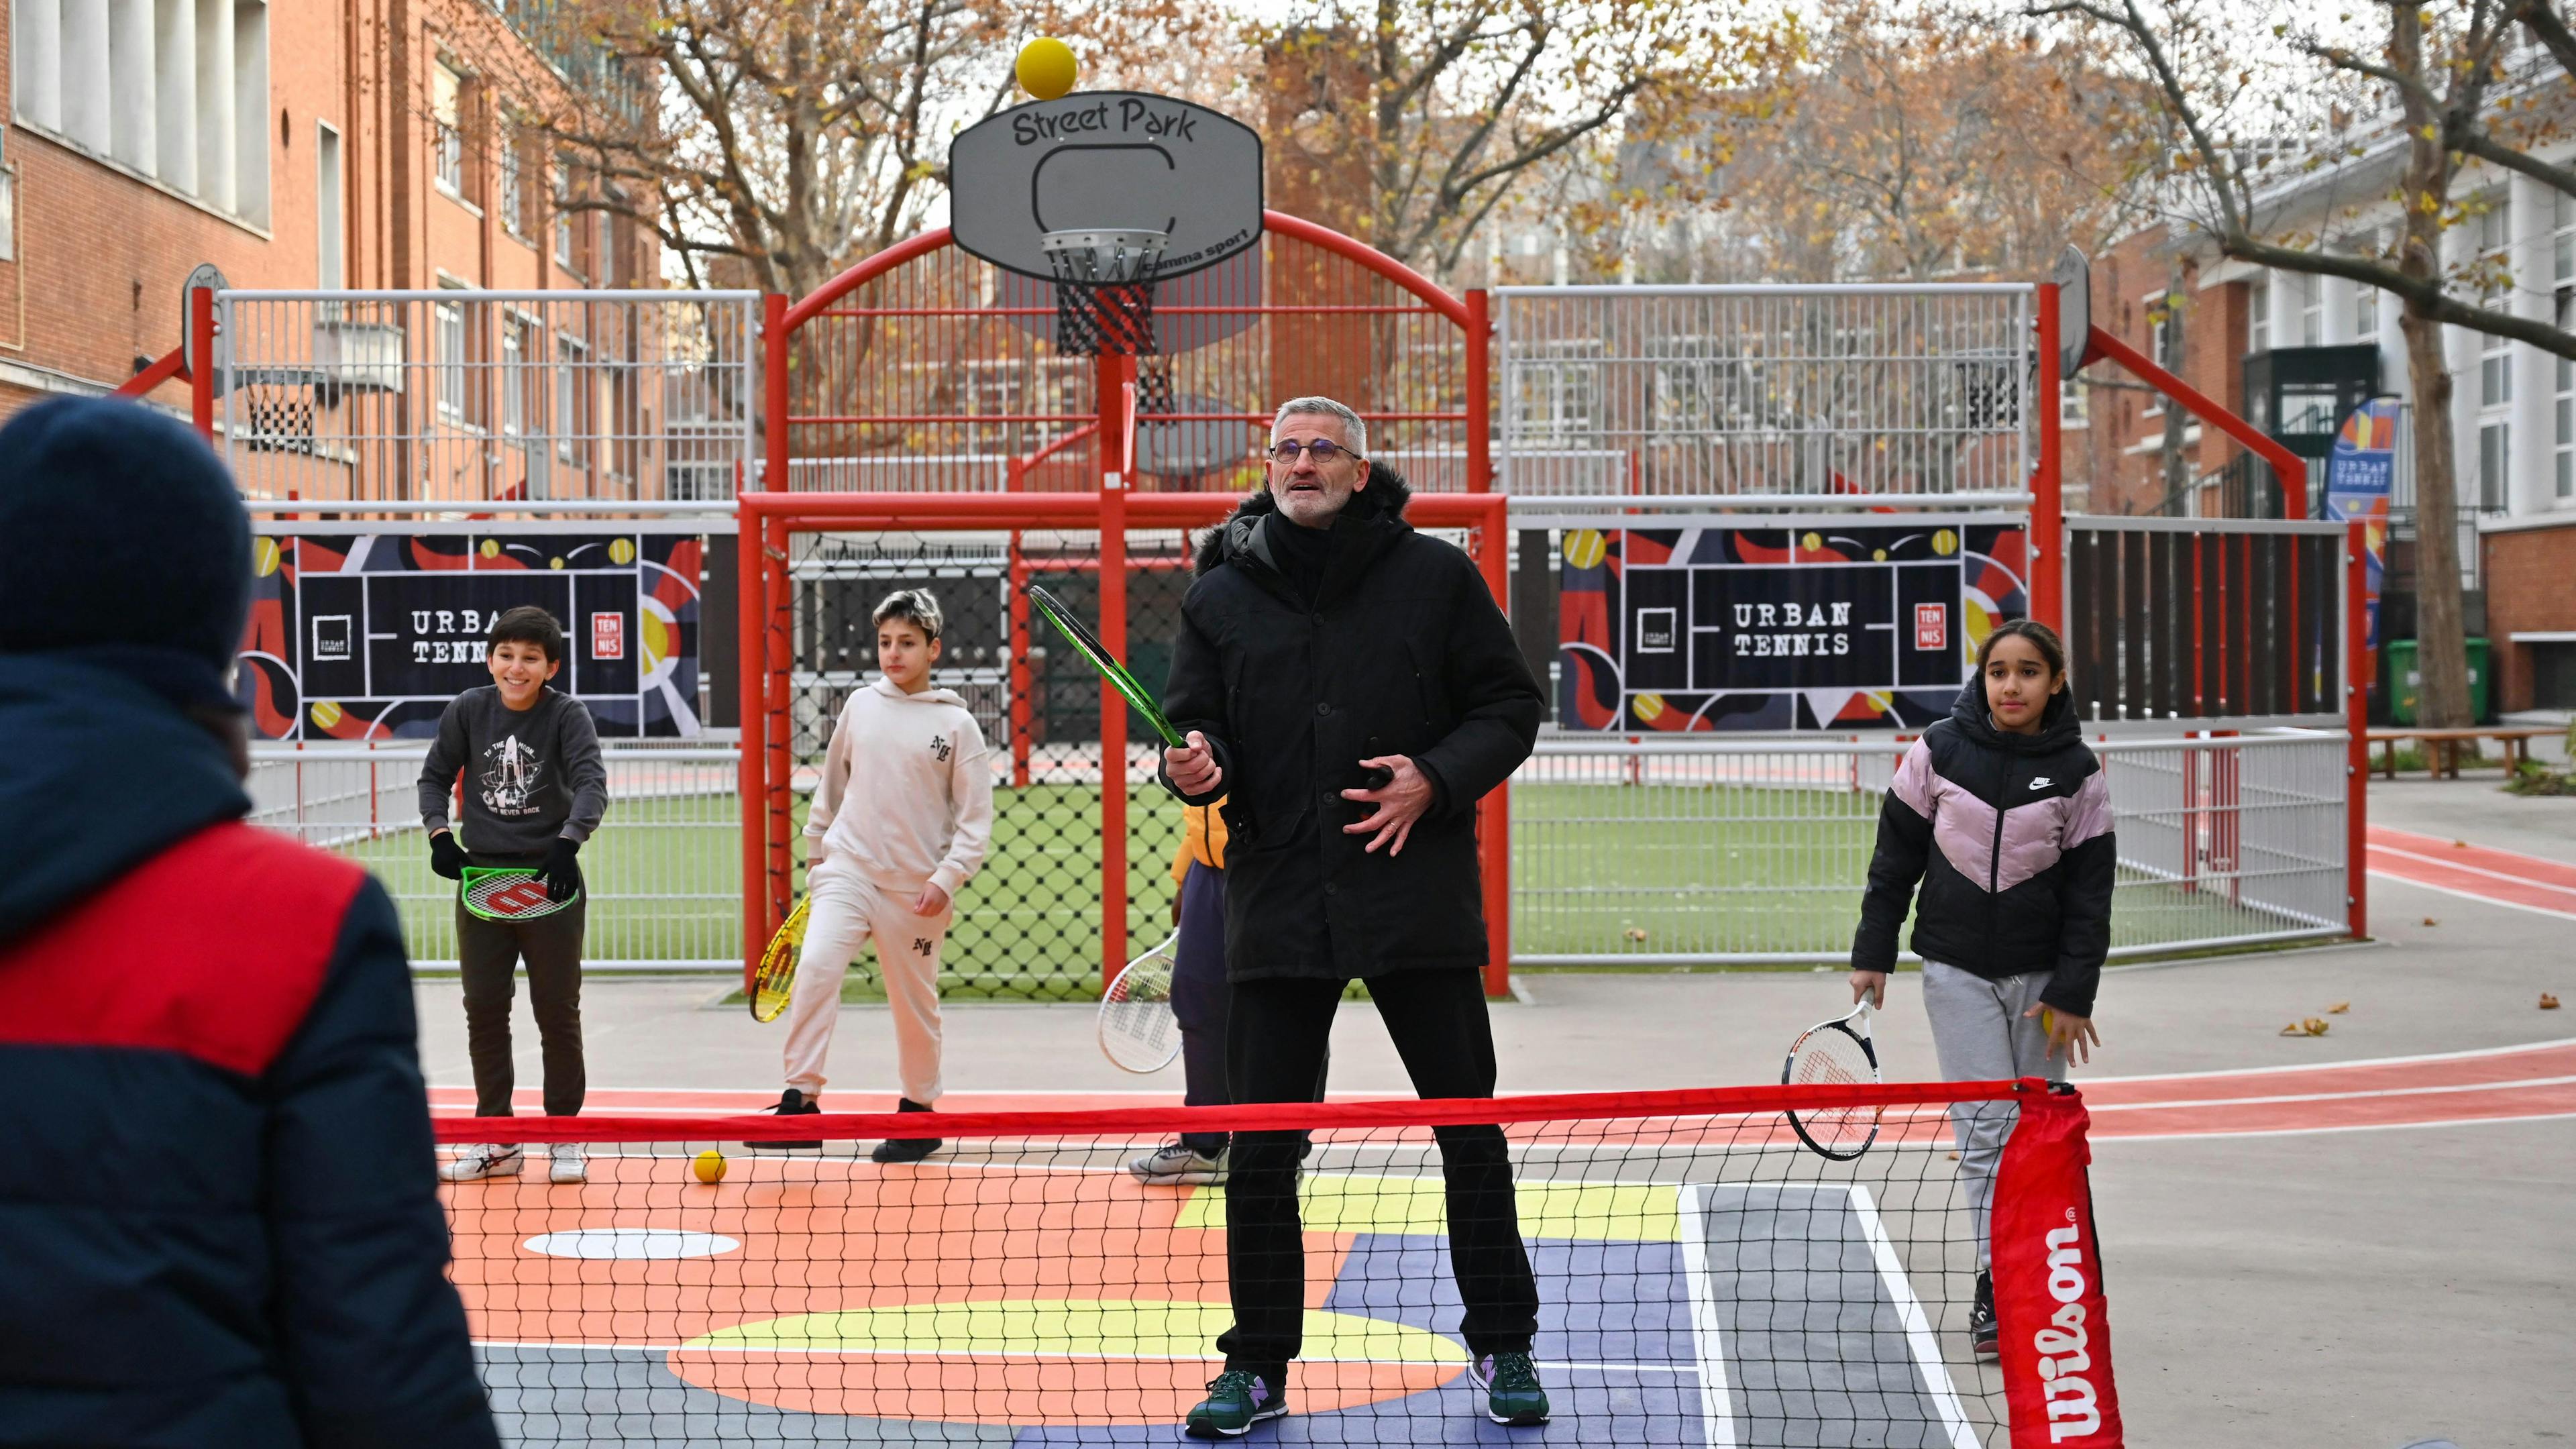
left=417, top=605, right=608, bottom=1183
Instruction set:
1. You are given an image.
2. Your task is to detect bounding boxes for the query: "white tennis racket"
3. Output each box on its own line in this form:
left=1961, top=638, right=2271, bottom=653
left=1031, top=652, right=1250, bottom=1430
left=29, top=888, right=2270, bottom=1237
left=1782, top=994, right=1883, bottom=1161
left=1097, top=930, right=1182, bottom=1073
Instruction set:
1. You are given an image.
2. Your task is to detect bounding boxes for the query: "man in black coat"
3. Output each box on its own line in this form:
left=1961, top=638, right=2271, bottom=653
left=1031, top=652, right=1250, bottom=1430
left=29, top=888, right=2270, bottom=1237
left=1158, top=395, right=1550, bottom=1436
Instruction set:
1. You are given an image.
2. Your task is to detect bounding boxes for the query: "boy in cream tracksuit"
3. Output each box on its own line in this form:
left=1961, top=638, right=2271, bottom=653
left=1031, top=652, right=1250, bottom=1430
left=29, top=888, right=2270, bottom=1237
left=765, top=589, right=994, bottom=1162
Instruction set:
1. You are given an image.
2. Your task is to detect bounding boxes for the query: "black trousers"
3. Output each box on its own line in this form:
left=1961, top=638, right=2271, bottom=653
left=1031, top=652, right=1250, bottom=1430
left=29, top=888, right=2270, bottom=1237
left=1170, top=861, right=1233, bottom=1157
left=456, top=893, right=587, bottom=1118
left=1217, top=968, right=1538, bottom=1371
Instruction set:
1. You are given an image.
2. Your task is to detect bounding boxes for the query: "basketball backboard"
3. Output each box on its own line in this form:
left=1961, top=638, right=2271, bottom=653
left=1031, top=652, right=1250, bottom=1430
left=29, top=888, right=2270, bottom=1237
left=949, top=93, right=1264, bottom=282
left=2052, top=245, right=2093, bottom=376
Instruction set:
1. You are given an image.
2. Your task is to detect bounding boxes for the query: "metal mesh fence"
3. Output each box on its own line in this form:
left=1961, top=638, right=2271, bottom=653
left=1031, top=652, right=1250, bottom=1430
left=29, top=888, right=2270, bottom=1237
left=1511, top=732, right=2349, bottom=964
left=216, top=290, right=756, bottom=504
left=1496, top=286, right=2035, bottom=498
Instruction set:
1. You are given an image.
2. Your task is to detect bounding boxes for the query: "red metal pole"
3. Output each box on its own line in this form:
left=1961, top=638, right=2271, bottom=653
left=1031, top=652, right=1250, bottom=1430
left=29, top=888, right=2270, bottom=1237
left=763, top=293, right=790, bottom=493
left=1466, top=287, right=1493, bottom=493
left=189, top=286, right=217, bottom=441
left=1009, top=532, right=1033, bottom=790
left=2032, top=284, right=2063, bottom=630
left=1099, top=357, right=1137, bottom=992
left=764, top=515, right=795, bottom=919
left=2345, top=519, right=2369, bottom=941
left=1472, top=494, right=1513, bottom=998
left=738, top=498, right=770, bottom=992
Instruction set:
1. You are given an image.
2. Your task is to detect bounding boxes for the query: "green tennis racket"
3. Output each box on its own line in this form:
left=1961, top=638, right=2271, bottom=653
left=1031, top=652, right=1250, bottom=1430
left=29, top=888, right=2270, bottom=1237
left=461, top=865, right=579, bottom=921
left=1025, top=582, right=1187, bottom=748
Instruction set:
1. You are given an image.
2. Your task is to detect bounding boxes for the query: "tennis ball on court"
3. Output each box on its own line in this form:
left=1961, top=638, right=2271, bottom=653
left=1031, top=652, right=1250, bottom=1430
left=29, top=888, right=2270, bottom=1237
left=692, top=1149, right=728, bottom=1184
left=1017, top=38, right=1077, bottom=101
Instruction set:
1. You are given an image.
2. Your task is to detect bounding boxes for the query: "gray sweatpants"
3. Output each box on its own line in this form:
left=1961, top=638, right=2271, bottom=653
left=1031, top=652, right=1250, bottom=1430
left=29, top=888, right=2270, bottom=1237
left=1921, top=959, right=2068, bottom=1269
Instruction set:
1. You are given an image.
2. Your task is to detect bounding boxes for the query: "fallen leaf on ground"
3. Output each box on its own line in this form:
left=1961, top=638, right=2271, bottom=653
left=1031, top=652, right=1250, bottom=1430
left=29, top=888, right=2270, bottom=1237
left=2422, top=917, right=2439, bottom=927
left=2453, top=839, right=2469, bottom=849
left=2279, top=1018, right=2331, bottom=1037
left=1625, top=928, right=1649, bottom=943
left=2327, top=1002, right=2350, bottom=1014
left=2544, top=994, right=2563, bottom=1010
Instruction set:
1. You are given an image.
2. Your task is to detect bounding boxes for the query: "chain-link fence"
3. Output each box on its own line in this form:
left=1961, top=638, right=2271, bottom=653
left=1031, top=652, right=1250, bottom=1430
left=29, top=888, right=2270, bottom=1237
left=1512, top=731, right=2349, bottom=964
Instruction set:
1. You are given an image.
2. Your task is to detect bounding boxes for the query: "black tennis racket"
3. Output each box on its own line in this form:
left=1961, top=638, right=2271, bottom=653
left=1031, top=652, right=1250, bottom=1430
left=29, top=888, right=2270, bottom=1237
left=1782, top=996, right=1882, bottom=1161
left=1025, top=582, right=1187, bottom=747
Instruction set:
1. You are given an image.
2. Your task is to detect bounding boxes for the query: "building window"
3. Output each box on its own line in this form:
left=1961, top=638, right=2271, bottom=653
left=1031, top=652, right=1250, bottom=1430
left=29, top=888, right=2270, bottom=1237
left=2555, top=353, right=2572, bottom=502
left=435, top=294, right=467, bottom=425
left=11, top=0, right=271, bottom=224
left=555, top=333, right=588, bottom=468
left=432, top=61, right=466, bottom=199
left=2298, top=275, right=2322, bottom=346
left=497, top=117, right=527, bottom=237
left=2479, top=419, right=2510, bottom=512
left=2354, top=279, right=2377, bottom=339
left=2060, top=378, right=2088, bottom=429
left=315, top=121, right=343, bottom=286
left=2481, top=328, right=2512, bottom=410
left=2249, top=275, right=2270, bottom=353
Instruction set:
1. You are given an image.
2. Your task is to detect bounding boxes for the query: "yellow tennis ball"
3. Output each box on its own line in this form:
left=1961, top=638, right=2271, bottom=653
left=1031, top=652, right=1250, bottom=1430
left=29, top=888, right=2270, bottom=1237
left=1017, top=38, right=1077, bottom=101
left=692, top=1148, right=728, bottom=1184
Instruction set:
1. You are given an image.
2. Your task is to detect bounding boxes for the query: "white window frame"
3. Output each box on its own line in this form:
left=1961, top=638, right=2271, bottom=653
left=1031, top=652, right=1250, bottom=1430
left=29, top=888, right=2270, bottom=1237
left=432, top=60, right=466, bottom=201
left=555, top=331, right=588, bottom=468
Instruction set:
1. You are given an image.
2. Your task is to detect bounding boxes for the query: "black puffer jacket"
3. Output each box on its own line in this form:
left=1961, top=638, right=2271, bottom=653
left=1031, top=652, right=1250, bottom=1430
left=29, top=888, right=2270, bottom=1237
left=1157, top=466, right=1542, bottom=981
left=1851, top=681, right=2116, bottom=1016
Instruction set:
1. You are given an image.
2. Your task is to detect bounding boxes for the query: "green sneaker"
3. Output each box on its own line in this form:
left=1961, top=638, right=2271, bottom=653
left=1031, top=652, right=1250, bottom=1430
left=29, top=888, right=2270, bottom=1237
left=1468, top=1352, right=1550, bottom=1426
left=1183, top=1367, right=1287, bottom=1438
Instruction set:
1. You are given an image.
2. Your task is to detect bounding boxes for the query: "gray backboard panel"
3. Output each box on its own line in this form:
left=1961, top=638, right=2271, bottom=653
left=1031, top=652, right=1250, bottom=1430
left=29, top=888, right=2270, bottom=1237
left=950, top=93, right=1264, bottom=282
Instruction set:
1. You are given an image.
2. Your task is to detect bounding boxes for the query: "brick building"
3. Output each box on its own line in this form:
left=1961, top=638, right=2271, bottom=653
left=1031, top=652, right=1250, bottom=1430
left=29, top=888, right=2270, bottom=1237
left=2071, top=174, right=2576, bottom=716
left=2, top=0, right=652, bottom=418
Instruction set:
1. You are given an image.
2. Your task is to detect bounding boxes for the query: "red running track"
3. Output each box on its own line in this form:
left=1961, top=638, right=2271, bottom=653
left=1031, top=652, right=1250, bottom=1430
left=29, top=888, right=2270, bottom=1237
left=2368, top=824, right=2576, bottom=920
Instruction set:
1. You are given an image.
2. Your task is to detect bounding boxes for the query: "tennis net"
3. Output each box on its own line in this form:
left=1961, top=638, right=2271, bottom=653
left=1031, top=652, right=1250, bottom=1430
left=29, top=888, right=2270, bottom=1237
left=435, top=1083, right=2121, bottom=1446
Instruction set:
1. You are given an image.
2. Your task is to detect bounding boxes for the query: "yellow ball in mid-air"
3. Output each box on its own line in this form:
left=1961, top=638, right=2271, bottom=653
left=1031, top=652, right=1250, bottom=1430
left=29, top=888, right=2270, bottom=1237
left=1016, top=38, right=1077, bottom=101
left=692, top=1148, right=728, bottom=1184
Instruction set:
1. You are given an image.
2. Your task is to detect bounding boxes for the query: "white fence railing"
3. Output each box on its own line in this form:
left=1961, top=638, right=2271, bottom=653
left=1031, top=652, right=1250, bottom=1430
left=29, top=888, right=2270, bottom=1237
left=1511, top=731, right=2348, bottom=965
left=250, top=729, right=2350, bottom=976
left=247, top=743, right=741, bottom=971
left=1497, top=284, right=2037, bottom=498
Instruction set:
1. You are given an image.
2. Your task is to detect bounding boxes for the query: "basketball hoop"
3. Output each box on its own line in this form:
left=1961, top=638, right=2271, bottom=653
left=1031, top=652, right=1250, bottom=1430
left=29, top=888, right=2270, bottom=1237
left=1042, top=228, right=1167, bottom=357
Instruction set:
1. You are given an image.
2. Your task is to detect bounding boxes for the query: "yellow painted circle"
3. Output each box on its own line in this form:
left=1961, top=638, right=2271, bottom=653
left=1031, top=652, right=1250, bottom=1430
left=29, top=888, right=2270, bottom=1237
left=643, top=608, right=672, bottom=672
left=480, top=538, right=502, bottom=559
left=608, top=537, right=637, bottom=566
left=1872, top=548, right=1887, bottom=562
left=692, top=1149, right=727, bottom=1184
left=1801, top=531, right=1823, bottom=552
left=1932, top=529, right=1958, bottom=556
left=309, top=700, right=343, bottom=729
left=252, top=537, right=282, bottom=576
left=688, top=1299, right=1462, bottom=1364
left=1562, top=529, right=1607, bottom=570
left=1016, top=38, right=1078, bottom=101
left=1633, top=693, right=1666, bottom=722
left=549, top=556, right=566, bottom=570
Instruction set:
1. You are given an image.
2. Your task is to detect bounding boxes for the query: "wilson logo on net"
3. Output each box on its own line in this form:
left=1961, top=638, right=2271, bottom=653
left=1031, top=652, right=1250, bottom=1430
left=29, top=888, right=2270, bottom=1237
left=2037, top=1219, right=2102, bottom=1442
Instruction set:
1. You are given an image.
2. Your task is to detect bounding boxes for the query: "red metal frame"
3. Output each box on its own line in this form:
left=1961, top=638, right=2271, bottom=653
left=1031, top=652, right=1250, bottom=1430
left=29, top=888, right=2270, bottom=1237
left=2345, top=520, right=2369, bottom=940
left=2033, top=284, right=2064, bottom=629
left=2082, top=325, right=2309, bottom=516
left=737, top=490, right=1515, bottom=998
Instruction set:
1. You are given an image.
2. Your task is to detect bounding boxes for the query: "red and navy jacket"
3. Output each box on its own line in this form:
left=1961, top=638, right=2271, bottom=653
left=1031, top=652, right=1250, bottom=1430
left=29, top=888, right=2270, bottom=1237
left=0, top=656, right=496, bottom=1448
left=1851, top=681, right=2116, bottom=1017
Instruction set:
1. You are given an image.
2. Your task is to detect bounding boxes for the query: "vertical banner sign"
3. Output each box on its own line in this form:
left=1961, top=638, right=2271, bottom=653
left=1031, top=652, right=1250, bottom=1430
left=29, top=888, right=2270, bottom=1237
left=2323, top=396, right=2400, bottom=691
left=1993, top=1087, right=2124, bottom=1448
left=235, top=529, right=706, bottom=740
left=1552, top=517, right=2029, bottom=731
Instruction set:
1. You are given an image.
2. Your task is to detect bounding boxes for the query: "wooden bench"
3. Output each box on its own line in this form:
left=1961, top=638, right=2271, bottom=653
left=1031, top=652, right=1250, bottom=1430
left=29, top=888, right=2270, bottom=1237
left=2365, top=726, right=2563, bottom=779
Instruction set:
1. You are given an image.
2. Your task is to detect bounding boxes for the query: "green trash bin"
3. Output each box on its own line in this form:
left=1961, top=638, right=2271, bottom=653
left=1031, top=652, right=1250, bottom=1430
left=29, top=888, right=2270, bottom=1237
left=2387, top=638, right=2490, bottom=724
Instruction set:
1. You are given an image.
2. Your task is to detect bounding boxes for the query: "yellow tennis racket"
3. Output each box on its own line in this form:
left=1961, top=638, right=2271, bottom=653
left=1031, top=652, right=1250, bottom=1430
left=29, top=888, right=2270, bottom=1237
left=750, top=898, right=810, bottom=1023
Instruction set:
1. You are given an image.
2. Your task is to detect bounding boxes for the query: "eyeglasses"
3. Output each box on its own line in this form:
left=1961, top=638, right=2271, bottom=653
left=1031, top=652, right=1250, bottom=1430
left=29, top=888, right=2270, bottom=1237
left=1267, top=439, right=1362, bottom=464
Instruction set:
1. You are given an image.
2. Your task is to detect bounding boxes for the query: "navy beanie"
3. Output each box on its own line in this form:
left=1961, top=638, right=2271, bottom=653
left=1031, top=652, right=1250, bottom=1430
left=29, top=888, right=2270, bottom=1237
left=0, top=397, right=250, bottom=711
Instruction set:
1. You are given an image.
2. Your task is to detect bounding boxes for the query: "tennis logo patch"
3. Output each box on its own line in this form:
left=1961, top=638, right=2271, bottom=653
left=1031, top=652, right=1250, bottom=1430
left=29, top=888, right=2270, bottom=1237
left=2034, top=1223, right=2102, bottom=1441
left=486, top=878, right=553, bottom=915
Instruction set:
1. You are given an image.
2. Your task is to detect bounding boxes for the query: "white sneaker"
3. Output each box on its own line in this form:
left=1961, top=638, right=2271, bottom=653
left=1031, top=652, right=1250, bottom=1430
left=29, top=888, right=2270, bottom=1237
left=440, top=1144, right=525, bottom=1181
left=549, top=1143, right=588, bottom=1184
left=1128, top=1141, right=1226, bottom=1185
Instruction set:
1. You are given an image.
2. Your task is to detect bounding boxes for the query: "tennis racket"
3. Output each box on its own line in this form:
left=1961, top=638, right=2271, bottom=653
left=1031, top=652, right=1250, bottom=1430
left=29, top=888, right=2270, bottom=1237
left=749, top=898, right=810, bottom=1024
left=1097, top=930, right=1182, bottom=1073
left=1782, top=994, right=1883, bottom=1161
left=1025, top=582, right=1187, bottom=748
left=460, top=865, right=578, bottom=922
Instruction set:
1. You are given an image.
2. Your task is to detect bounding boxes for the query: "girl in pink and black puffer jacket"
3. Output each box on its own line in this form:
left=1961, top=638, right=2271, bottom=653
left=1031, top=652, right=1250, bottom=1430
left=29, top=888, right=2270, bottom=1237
left=1847, top=619, right=2112, bottom=1358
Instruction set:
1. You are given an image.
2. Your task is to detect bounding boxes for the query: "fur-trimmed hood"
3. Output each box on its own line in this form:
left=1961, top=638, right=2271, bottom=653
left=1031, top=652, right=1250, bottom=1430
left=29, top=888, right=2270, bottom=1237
left=1192, top=460, right=1415, bottom=575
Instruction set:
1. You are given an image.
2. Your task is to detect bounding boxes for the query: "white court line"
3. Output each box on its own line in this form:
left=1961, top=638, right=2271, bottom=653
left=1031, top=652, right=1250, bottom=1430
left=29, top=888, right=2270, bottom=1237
left=2368, top=845, right=2576, bottom=899
left=2085, top=1075, right=2576, bottom=1114
left=2078, top=1035, right=2576, bottom=1084
left=2098, top=1110, right=2576, bottom=1143
left=1845, top=1184, right=1980, bottom=1449
left=1674, top=1183, right=1740, bottom=1449
left=2365, top=870, right=2576, bottom=923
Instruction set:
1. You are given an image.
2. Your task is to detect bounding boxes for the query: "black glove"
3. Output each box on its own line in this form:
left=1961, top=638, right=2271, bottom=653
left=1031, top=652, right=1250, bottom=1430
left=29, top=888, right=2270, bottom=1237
left=539, top=836, right=584, bottom=903
left=429, top=831, right=468, bottom=881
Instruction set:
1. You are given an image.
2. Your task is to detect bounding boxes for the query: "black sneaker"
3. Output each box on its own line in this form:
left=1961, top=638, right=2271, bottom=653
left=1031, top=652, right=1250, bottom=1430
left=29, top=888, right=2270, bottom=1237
left=871, top=1097, right=942, bottom=1164
left=751, top=1088, right=821, bottom=1151
left=1971, top=1268, right=1998, bottom=1360
left=1467, top=1352, right=1550, bottom=1426
left=1183, top=1366, right=1289, bottom=1438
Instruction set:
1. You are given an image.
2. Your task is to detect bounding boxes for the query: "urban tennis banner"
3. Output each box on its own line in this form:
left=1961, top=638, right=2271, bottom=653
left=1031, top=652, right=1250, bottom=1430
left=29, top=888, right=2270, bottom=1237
left=1554, top=517, right=2029, bottom=732
left=235, top=528, right=706, bottom=739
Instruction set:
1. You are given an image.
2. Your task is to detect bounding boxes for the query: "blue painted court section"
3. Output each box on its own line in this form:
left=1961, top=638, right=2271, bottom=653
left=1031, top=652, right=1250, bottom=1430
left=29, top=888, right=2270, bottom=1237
left=476, top=1181, right=1989, bottom=1446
